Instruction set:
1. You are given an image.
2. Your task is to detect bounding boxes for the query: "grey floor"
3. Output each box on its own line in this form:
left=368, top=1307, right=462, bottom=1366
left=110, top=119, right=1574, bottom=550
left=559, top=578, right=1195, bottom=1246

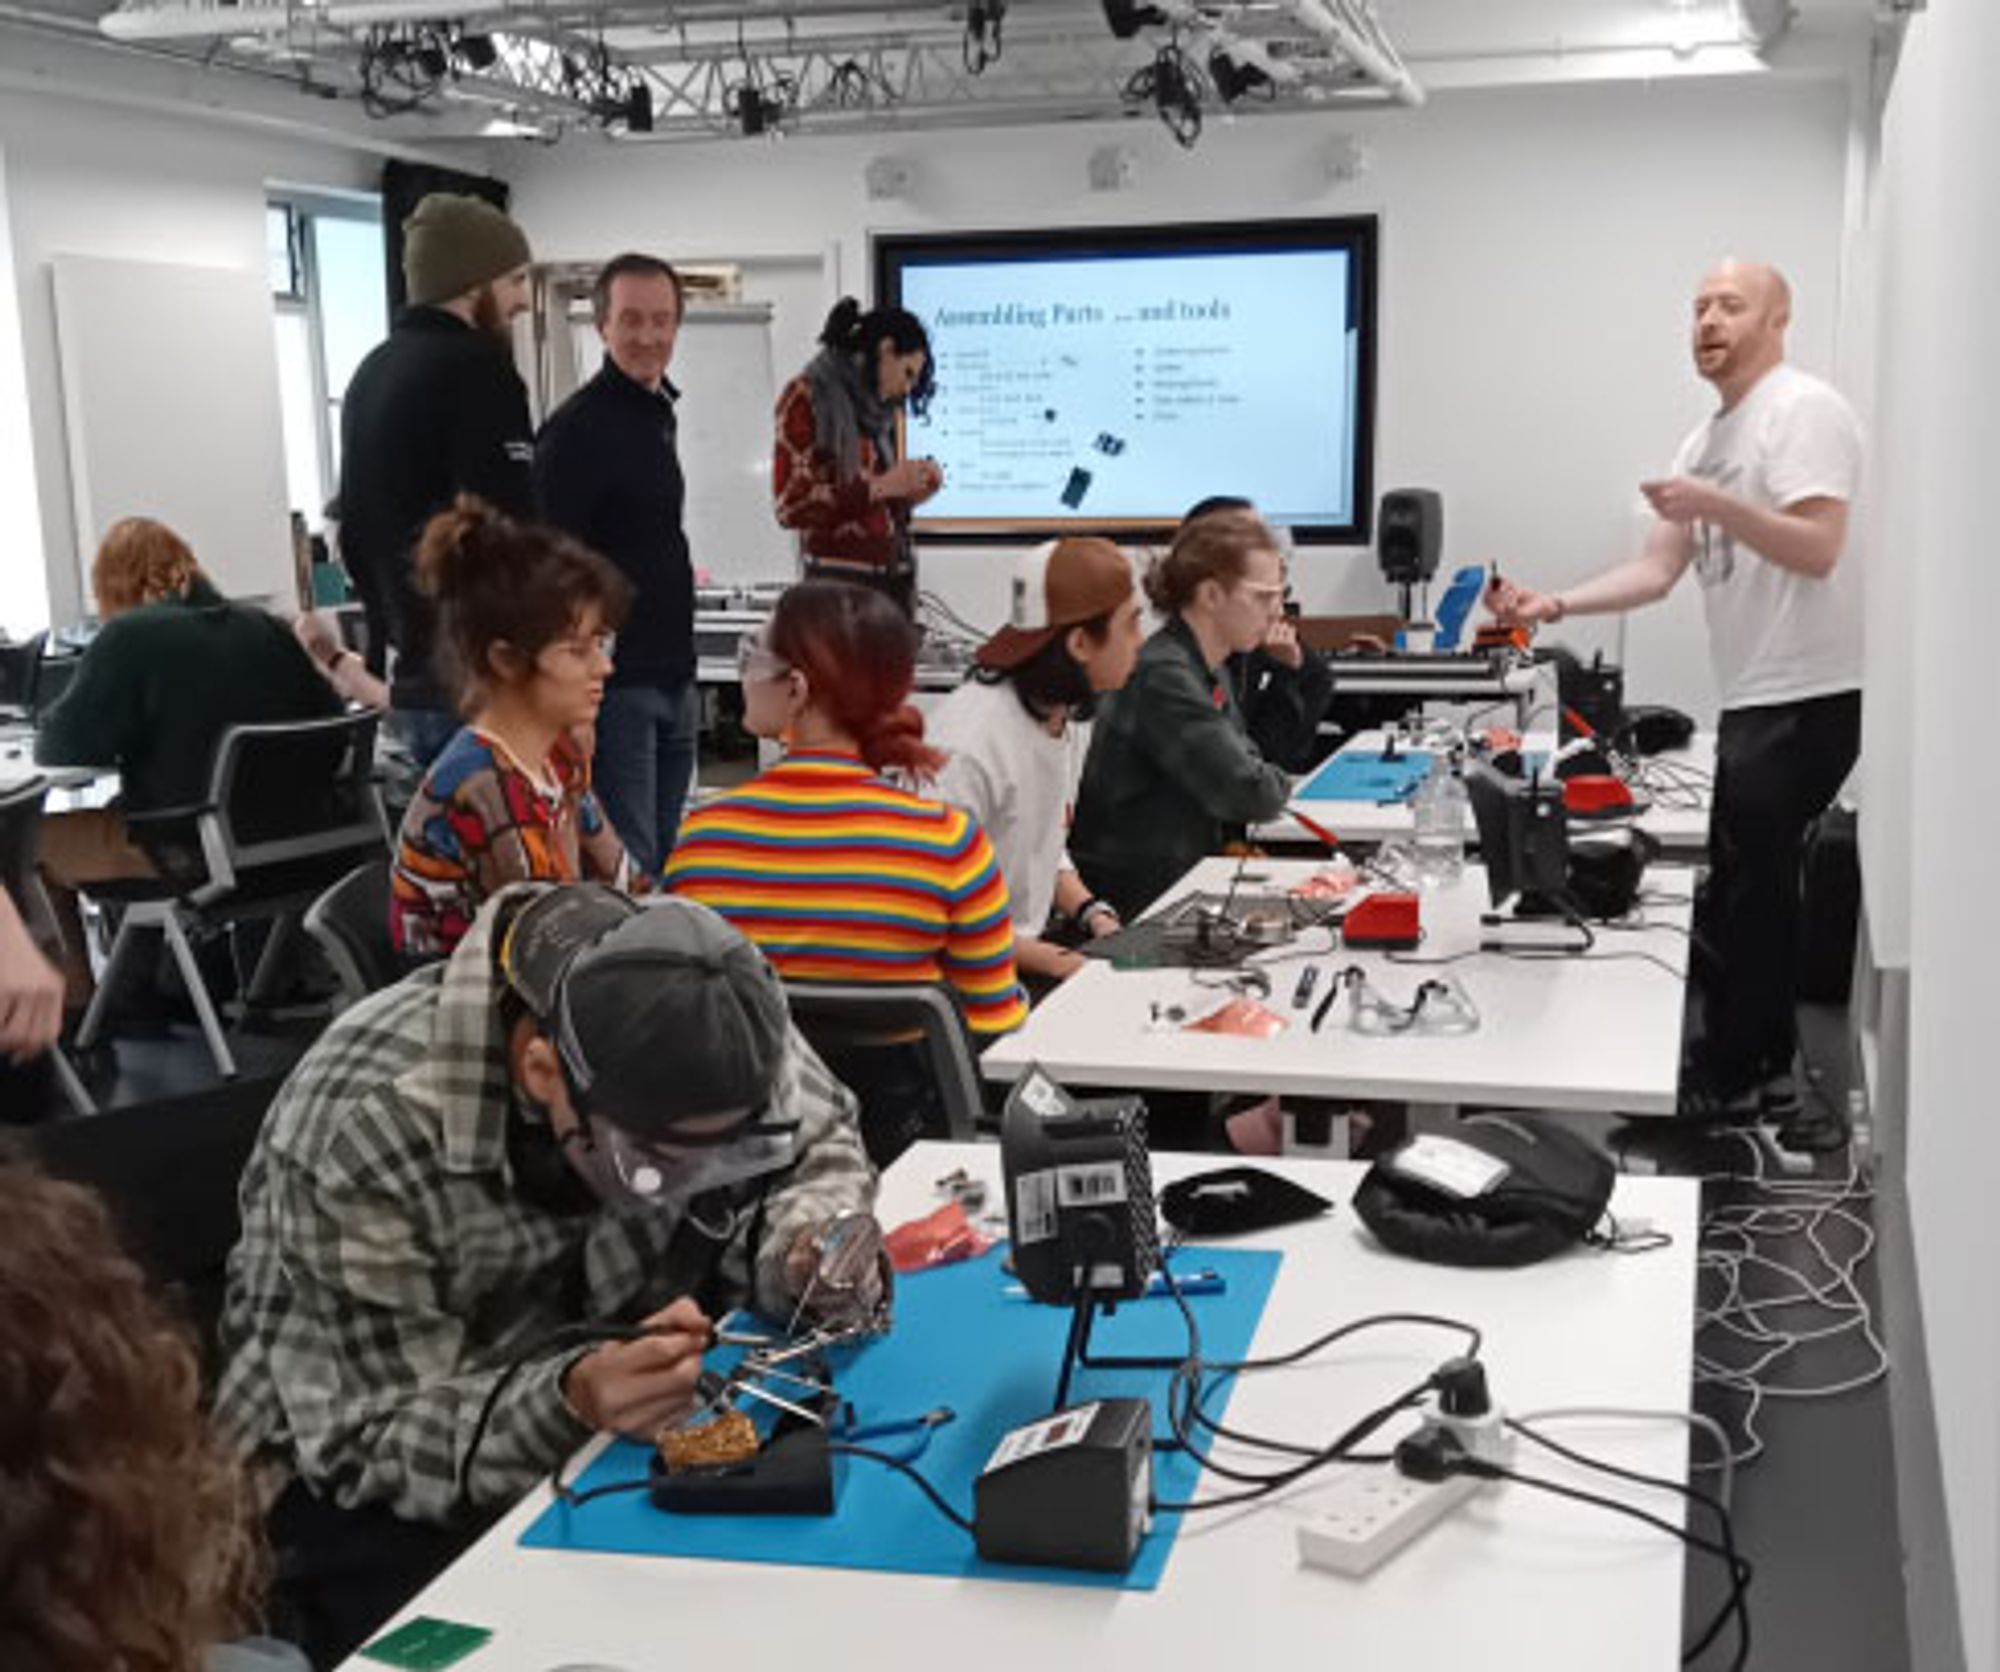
left=1619, top=1002, right=1910, bottom=1672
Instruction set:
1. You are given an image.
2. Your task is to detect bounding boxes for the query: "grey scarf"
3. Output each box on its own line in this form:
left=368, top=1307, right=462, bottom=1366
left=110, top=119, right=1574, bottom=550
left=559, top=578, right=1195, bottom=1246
left=803, top=345, right=898, bottom=479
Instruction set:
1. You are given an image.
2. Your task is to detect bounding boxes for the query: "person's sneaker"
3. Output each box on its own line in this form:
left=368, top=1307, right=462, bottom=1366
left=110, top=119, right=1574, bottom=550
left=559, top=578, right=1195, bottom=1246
left=1675, top=1078, right=1761, bottom=1124
left=1769, top=1075, right=1850, bottom=1154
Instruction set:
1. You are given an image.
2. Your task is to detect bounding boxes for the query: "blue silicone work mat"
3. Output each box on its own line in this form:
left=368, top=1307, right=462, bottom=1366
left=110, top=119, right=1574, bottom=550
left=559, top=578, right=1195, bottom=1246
left=520, top=1245, right=1280, bottom=1590
left=1296, top=749, right=1433, bottom=803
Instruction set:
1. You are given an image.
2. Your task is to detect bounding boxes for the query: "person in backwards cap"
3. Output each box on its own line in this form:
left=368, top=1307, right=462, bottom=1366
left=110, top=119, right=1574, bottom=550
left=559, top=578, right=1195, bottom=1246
left=926, top=538, right=1144, bottom=989
left=216, top=882, right=876, bottom=1666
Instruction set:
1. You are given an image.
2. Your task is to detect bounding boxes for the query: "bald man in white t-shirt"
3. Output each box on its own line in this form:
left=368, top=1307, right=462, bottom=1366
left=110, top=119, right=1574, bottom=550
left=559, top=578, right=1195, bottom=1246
left=1489, top=260, right=1863, bottom=1142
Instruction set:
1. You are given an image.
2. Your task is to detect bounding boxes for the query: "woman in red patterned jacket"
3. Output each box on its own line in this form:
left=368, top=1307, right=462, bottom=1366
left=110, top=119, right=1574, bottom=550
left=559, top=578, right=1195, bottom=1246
left=772, top=297, right=944, bottom=616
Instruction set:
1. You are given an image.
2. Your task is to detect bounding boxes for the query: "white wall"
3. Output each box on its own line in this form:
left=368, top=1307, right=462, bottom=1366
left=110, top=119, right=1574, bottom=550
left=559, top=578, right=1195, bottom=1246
left=1868, top=7, right=2000, bottom=1668
left=506, top=75, right=1852, bottom=719
left=0, top=89, right=380, bottom=623
left=0, top=144, right=47, bottom=639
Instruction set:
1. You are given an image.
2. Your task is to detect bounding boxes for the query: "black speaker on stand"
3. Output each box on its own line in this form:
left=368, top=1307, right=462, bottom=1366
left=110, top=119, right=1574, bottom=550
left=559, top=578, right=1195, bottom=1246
left=1377, top=489, right=1443, bottom=624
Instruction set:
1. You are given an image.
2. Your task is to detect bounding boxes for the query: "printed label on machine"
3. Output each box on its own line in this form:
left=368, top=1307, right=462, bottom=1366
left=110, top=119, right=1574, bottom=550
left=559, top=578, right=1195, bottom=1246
left=1056, top=1162, right=1128, bottom=1207
left=983, top=1403, right=1102, bottom=1474
left=1014, top=1169, right=1058, bottom=1244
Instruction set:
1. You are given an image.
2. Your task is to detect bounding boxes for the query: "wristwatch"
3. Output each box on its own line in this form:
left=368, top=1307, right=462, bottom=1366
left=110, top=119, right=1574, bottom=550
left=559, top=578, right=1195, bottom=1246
left=1076, top=896, right=1118, bottom=929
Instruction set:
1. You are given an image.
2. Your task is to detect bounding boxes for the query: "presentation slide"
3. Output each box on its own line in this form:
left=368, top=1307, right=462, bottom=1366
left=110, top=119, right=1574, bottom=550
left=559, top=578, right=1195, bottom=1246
left=897, top=247, right=1359, bottom=530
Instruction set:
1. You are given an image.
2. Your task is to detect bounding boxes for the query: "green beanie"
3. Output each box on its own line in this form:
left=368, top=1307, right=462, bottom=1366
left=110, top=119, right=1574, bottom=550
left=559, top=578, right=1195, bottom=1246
left=402, top=193, right=532, bottom=307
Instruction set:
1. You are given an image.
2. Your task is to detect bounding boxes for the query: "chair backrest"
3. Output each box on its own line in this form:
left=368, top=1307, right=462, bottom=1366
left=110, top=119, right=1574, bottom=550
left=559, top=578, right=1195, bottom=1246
left=303, top=859, right=399, bottom=1010
left=0, top=631, right=46, bottom=715
left=194, top=709, right=388, bottom=905
left=0, top=777, right=61, bottom=957
left=27, top=1081, right=272, bottom=1382
left=780, top=980, right=986, bottom=1146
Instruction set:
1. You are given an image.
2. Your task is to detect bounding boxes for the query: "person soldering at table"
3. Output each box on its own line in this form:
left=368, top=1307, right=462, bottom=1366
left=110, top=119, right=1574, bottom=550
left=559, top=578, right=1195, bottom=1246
left=1069, top=506, right=1296, bottom=921
left=215, top=882, right=880, bottom=1666
left=1485, top=259, right=1862, bottom=1148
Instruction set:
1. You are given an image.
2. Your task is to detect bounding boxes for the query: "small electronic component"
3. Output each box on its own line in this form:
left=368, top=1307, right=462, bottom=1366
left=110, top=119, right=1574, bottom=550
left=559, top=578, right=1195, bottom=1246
left=659, top=1409, right=760, bottom=1472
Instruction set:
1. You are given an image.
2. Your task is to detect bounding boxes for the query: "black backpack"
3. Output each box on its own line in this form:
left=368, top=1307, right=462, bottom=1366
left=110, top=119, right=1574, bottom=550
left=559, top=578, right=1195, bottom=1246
left=1352, top=1115, right=1615, bottom=1268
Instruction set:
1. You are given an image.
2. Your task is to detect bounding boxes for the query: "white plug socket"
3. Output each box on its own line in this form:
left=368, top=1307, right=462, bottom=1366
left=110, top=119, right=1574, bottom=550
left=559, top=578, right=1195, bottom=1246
left=1296, top=1414, right=1511, bottom=1578
left=1296, top=1460, right=1482, bottom=1577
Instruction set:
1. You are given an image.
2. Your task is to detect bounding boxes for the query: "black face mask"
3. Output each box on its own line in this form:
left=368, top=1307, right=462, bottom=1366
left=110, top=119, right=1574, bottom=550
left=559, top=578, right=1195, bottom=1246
left=1159, top=1166, right=1335, bottom=1237
left=506, top=1093, right=598, bottom=1218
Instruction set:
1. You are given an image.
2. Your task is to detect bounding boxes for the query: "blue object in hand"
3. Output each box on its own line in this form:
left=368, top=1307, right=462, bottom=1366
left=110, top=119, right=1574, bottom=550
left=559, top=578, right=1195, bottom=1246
left=1433, top=564, right=1488, bottom=651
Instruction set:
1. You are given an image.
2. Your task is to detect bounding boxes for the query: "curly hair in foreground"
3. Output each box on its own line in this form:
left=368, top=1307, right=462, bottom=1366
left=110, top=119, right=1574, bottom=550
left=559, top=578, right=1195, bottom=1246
left=0, top=1149, right=264, bottom=1672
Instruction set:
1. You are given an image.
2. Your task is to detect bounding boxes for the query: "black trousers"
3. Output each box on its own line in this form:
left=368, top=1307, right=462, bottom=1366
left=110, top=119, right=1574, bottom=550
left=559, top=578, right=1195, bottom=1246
left=267, top=1481, right=490, bottom=1669
left=1693, top=690, right=1862, bottom=1095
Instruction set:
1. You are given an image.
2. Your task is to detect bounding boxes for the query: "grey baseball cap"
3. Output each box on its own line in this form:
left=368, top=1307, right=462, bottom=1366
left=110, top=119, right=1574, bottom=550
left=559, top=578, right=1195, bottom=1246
left=499, top=885, right=789, bottom=1140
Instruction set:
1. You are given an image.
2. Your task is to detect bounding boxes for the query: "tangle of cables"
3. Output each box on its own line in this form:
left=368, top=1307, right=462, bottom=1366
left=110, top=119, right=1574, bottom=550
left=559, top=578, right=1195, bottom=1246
left=1692, top=1134, right=1887, bottom=1466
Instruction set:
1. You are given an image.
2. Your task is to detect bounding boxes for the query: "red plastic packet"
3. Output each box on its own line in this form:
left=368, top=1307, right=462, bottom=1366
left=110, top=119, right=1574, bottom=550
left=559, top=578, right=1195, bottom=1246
left=883, top=1200, right=993, bottom=1274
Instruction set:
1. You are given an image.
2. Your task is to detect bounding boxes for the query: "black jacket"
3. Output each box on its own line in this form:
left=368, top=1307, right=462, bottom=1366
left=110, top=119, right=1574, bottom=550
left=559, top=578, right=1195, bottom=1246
left=337, top=308, right=535, bottom=711
left=534, top=358, right=694, bottom=688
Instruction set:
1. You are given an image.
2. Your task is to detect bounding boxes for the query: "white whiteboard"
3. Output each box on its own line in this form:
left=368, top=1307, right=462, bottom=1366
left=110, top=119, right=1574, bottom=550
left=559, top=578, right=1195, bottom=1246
left=51, top=254, right=291, bottom=609
left=566, top=301, right=793, bottom=586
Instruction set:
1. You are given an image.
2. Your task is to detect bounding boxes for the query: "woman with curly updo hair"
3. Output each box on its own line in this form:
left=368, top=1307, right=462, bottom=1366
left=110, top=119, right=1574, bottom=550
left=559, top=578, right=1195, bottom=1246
left=0, top=1150, right=274, bottom=1672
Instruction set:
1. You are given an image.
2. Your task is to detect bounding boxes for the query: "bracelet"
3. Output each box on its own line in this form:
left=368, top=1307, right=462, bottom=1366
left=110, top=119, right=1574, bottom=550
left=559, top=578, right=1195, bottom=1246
left=322, top=646, right=354, bottom=674
left=1076, top=896, right=1117, bottom=926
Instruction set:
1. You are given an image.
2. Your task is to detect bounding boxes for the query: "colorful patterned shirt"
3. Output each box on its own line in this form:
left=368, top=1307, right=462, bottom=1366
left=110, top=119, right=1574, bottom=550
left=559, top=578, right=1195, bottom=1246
left=215, top=885, right=873, bottom=1523
left=664, top=751, right=1029, bottom=1035
left=391, top=727, right=633, bottom=957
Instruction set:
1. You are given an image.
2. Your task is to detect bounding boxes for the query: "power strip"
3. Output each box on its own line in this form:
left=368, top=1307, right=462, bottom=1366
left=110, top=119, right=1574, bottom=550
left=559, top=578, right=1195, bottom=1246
left=1296, top=1415, right=1512, bottom=1578
left=1296, top=1462, right=1482, bottom=1577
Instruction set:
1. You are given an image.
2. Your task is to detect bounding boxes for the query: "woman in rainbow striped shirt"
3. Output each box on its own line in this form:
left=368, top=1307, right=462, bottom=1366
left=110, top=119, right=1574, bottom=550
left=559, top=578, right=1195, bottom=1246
left=665, top=580, right=1026, bottom=1158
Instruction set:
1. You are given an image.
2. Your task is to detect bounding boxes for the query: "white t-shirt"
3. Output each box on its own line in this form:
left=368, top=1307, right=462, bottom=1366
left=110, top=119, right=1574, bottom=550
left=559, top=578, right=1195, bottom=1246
left=927, top=676, right=1089, bottom=938
left=1670, top=362, right=1865, bottom=711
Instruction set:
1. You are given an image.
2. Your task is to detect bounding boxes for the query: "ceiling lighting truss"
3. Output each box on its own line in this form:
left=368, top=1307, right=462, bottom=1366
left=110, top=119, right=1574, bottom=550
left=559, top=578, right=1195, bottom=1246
left=91, top=0, right=1419, bottom=137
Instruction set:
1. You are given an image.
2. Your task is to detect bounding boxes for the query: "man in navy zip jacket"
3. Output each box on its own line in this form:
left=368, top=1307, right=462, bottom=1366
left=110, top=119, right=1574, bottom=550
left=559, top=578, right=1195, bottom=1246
left=536, top=254, right=698, bottom=872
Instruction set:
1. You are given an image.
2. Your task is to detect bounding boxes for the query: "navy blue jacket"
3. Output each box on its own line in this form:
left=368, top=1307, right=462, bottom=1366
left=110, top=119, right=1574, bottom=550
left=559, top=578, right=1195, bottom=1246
left=535, top=358, right=694, bottom=690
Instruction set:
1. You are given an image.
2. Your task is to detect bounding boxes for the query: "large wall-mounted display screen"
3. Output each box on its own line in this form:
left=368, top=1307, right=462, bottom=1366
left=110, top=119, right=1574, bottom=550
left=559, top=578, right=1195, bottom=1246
left=876, top=217, right=1377, bottom=542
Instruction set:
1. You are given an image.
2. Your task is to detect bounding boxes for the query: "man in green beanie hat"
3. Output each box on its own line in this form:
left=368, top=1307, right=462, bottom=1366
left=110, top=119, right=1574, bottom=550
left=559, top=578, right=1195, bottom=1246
left=337, top=191, right=538, bottom=777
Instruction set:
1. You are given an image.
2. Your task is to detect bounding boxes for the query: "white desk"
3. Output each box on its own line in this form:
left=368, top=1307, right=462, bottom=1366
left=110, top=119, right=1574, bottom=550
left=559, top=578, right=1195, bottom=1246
left=982, top=857, right=1691, bottom=1117
left=0, top=724, right=119, bottom=811
left=342, top=1142, right=1699, bottom=1672
left=1271, top=729, right=1716, bottom=855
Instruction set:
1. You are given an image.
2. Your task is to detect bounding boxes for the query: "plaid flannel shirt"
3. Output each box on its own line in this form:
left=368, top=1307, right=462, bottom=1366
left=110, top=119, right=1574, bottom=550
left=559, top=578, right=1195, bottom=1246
left=214, top=888, right=873, bottom=1525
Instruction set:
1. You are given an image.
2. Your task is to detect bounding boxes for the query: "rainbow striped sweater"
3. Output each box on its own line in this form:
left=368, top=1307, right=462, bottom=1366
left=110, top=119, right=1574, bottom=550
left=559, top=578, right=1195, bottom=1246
left=664, top=751, right=1028, bottom=1035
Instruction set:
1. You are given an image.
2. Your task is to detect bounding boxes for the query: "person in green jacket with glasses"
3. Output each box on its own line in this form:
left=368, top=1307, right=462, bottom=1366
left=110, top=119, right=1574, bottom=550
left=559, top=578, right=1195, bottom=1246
left=1070, top=506, right=1296, bottom=920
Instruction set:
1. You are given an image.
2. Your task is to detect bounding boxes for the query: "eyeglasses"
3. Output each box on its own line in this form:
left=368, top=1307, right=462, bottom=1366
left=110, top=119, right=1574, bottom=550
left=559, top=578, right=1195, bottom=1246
left=542, top=630, right=617, bottom=666
left=1235, top=579, right=1288, bottom=611
left=736, top=631, right=793, bottom=683
left=1341, top=968, right=1481, bottom=1036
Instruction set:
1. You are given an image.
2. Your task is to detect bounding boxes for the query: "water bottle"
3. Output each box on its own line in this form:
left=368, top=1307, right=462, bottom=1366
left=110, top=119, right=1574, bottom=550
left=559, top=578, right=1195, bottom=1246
left=1412, top=752, right=1466, bottom=889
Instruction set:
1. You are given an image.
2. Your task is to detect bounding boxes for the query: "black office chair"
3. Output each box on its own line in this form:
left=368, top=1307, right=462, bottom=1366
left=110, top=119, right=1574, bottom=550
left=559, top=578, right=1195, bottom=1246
left=0, top=777, right=95, bottom=1116
left=780, top=980, right=987, bottom=1165
left=76, top=710, right=389, bottom=1079
left=0, top=631, right=46, bottom=719
left=27, top=1079, right=270, bottom=1382
left=303, top=858, right=400, bottom=1012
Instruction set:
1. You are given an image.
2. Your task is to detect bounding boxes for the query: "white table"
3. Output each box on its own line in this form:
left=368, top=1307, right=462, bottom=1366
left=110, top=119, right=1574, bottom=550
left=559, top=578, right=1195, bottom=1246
left=1270, top=729, right=1716, bottom=855
left=342, top=1142, right=1699, bottom=1672
left=0, top=723, right=119, bottom=811
left=982, top=857, right=1691, bottom=1117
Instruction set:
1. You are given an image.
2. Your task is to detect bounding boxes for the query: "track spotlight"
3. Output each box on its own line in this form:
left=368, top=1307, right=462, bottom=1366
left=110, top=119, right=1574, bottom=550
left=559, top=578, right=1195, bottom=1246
left=1208, top=46, right=1270, bottom=102
left=1101, top=0, right=1166, bottom=39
